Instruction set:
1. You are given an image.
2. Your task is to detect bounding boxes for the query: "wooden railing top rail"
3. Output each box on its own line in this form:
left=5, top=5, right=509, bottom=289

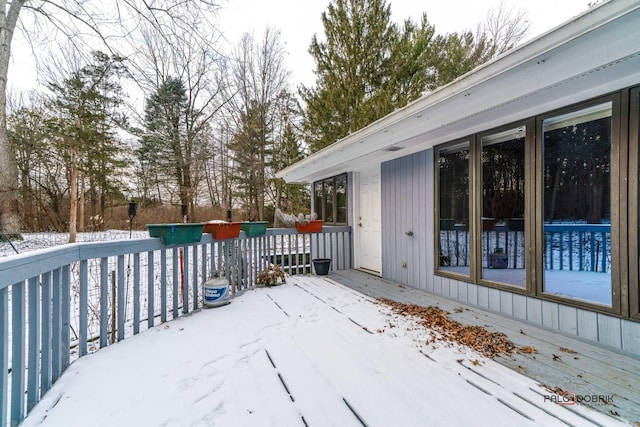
left=0, top=226, right=352, bottom=289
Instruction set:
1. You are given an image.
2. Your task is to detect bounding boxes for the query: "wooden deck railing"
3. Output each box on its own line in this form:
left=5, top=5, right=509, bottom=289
left=0, top=226, right=351, bottom=427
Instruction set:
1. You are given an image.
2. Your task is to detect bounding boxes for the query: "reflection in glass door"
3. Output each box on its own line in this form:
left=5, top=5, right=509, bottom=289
left=437, top=141, right=470, bottom=277
left=542, top=102, right=612, bottom=306
left=480, top=126, right=526, bottom=287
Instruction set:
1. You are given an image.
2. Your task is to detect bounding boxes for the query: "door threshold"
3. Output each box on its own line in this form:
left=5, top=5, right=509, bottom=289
left=356, top=267, right=382, bottom=277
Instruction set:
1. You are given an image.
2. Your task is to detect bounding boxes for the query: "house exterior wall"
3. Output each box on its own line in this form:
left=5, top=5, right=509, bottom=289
left=381, top=149, right=640, bottom=357
left=381, top=150, right=434, bottom=289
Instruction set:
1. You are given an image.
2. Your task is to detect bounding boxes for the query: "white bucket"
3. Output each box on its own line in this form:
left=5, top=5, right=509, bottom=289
left=203, top=277, right=230, bottom=307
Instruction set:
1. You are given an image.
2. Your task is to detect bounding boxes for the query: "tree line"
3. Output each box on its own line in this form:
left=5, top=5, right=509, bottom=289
left=0, top=0, right=529, bottom=240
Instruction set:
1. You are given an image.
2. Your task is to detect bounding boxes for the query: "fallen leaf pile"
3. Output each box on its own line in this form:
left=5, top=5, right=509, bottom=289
left=377, top=298, right=516, bottom=358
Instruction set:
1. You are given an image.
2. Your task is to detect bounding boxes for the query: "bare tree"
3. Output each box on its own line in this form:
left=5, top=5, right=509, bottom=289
left=131, top=8, right=230, bottom=220
left=481, top=0, right=531, bottom=56
left=227, top=27, right=292, bottom=221
left=0, top=0, right=222, bottom=234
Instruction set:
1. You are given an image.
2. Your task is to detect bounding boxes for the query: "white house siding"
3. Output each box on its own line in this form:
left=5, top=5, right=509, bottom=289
left=381, top=149, right=639, bottom=357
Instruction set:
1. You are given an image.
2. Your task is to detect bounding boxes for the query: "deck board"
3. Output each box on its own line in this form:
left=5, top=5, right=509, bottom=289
left=329, top=269, right=640, bottom=424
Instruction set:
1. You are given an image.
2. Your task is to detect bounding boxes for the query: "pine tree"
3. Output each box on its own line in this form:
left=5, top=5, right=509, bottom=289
left=301, top=0, right=437, bottom=152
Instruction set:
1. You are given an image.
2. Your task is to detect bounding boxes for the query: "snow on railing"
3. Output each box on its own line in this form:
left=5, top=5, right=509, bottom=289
left=0, top=226, right=351, bottom=427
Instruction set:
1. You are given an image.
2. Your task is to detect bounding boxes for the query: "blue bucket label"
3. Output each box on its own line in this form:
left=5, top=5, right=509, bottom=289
left=204, top=286, right=228, bottom=303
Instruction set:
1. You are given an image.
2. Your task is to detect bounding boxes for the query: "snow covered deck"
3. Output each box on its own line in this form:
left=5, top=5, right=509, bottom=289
left=21, top=274, right=634, bottom=426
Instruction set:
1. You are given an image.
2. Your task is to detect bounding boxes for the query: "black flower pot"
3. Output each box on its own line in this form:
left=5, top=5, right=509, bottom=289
left=312, top=258, right=331, bottom=276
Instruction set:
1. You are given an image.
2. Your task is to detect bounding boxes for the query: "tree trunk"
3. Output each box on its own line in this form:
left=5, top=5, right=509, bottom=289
left=69, top=147, right=78, bottom=243
left=79, top=172, right=85, bottom=232
left=0, top=1, right=24, bottom=234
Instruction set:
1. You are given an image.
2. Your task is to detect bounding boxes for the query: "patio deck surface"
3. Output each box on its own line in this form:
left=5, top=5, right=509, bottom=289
left=21, top=274, right=633, bottom=427
left=330, top=269, right=640, bottom=425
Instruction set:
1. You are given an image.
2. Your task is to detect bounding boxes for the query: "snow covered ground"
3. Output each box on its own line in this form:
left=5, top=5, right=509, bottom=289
left=20, top=275, right=626, bottom=427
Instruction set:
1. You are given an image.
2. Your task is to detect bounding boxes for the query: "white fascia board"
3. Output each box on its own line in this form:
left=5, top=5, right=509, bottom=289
left=277, top=0, right=640, bottom=184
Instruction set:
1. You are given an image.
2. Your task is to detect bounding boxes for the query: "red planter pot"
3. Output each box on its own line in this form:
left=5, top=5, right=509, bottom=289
left=295, top=220, right=324, bottom=233
left=203, top=221, right=242, bottom=240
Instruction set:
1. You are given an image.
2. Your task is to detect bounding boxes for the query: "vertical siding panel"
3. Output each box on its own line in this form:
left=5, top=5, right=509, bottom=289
left=384, top=161, right=396, bottom=281
left=382, top=163, right=389, bottom=276
left=426, top=268, right=436, bottom=293
left=433, top=274, right=442, bottom=295
left=389, top=160, right=397, bottom=281
left=621, top=319, right=640, bottom=354
left=558, top=305, right=578, bottom=335
left=477, top=286, right=489, bottom=309
left=500, top=291, right=513, bottom=316
left=467, top=283, right=478, bottom=305
left=526, top=298, right=542, bottom=324
left=425, top=150, right=435, bottom=290
left=488, top=288, right=501, bottom=311
left=458, top=281, right=468, bottom=303
left=441, top=276, right=450, bottom=296
left=418, top=151, right=428, bottom=290
left=542, top=300, right=560, bottom=330
left=577, top=309, right=599, bottom=342
left=409, top=155, right=418, bottom=288
left=597, top=314, right=622, bottom=349
left=400, top=156, right=408, bottom=285
left=512, top=294, right=527, bottom=320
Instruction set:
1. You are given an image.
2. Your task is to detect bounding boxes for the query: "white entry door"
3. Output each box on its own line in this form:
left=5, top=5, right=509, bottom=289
left=357, top=167, right=382, bottom=274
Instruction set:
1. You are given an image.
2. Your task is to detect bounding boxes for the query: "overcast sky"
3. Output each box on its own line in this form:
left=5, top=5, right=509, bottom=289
left=218, top=0, right=593, bottom=87
left=8, top=0, right=593, bottom=92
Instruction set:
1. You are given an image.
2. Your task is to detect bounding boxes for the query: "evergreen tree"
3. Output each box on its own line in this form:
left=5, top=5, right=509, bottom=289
left=141, top=77, right=207, bottom=218
left=301, top=0, right=437, bottom=152
left=302, top=0, right=530, bottom=152
left=47, top=51, right=128, bottom=239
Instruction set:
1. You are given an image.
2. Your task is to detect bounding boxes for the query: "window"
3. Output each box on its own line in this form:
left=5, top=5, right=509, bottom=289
left=436, top=140, right=471, bottom=278
left=480, top=126, right=527, bottom=288
left=541, top=102, right=614, bottom=306
left=434, top=94, right=624, bottom=313
left=313, top=174, right=348, bottom=225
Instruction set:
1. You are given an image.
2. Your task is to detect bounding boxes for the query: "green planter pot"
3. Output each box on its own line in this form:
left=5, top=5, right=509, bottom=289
left=241, top=221, right=268, bottom=237
left=146, top=223, right=204, bottom=245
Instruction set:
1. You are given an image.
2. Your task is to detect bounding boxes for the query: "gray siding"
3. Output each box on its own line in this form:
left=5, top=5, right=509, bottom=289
left=381, top=150, right=433, bottom=290
left=378, top=146, right=640, bottom=356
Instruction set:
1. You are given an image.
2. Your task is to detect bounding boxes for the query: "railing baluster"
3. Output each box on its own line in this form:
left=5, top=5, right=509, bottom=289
left=100, top=257, right=108, bottom=348
left=559, top=231, right=564, bottom=271
left=161, top=250, right=167, bottom=323
left=117, top=255, right=125, bottom=341
left=11, top=281, right=25, bottom=426
left=61, top=265, right=71, bottom=370
left=0, top=285, right=8, bottom=427
left=147, top=251, right=155, bottom=328
left=51, top=268, right=62, bottom=382
left=79, top=260, right=88, bottom=356
left=41, top=271, right=52, bottom=395
left=27, top=277, right=40, bottom=411
left=192, top=245, right=199, bottom=310
left=172, top=248, right=179, bottom=319
left=133, top=252, right=140, bottom=335
left=183, top=248, right=190, bottom=314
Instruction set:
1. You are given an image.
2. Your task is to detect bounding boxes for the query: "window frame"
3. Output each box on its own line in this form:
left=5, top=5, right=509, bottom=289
left=434, top=138, right=476, bottom=282
left=434, top=92, right=629, bottom=316
left=313, top=173, right=348, bottom=226
left=475, top=120, right=533, bottom=294
left=535, top=94, right=622, bottom=315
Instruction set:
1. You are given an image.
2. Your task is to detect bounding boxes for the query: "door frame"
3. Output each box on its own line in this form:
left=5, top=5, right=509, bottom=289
left=353, top=166, right=382, bottom=275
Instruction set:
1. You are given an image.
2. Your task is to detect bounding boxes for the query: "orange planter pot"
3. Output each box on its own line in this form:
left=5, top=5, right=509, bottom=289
left=295, top=220, right=324, bottom=233
left=203, top=221, right=242, bottom=240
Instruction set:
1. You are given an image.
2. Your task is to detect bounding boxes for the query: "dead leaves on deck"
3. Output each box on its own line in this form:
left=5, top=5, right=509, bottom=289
left=377, top=298, right=516, bottom=358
